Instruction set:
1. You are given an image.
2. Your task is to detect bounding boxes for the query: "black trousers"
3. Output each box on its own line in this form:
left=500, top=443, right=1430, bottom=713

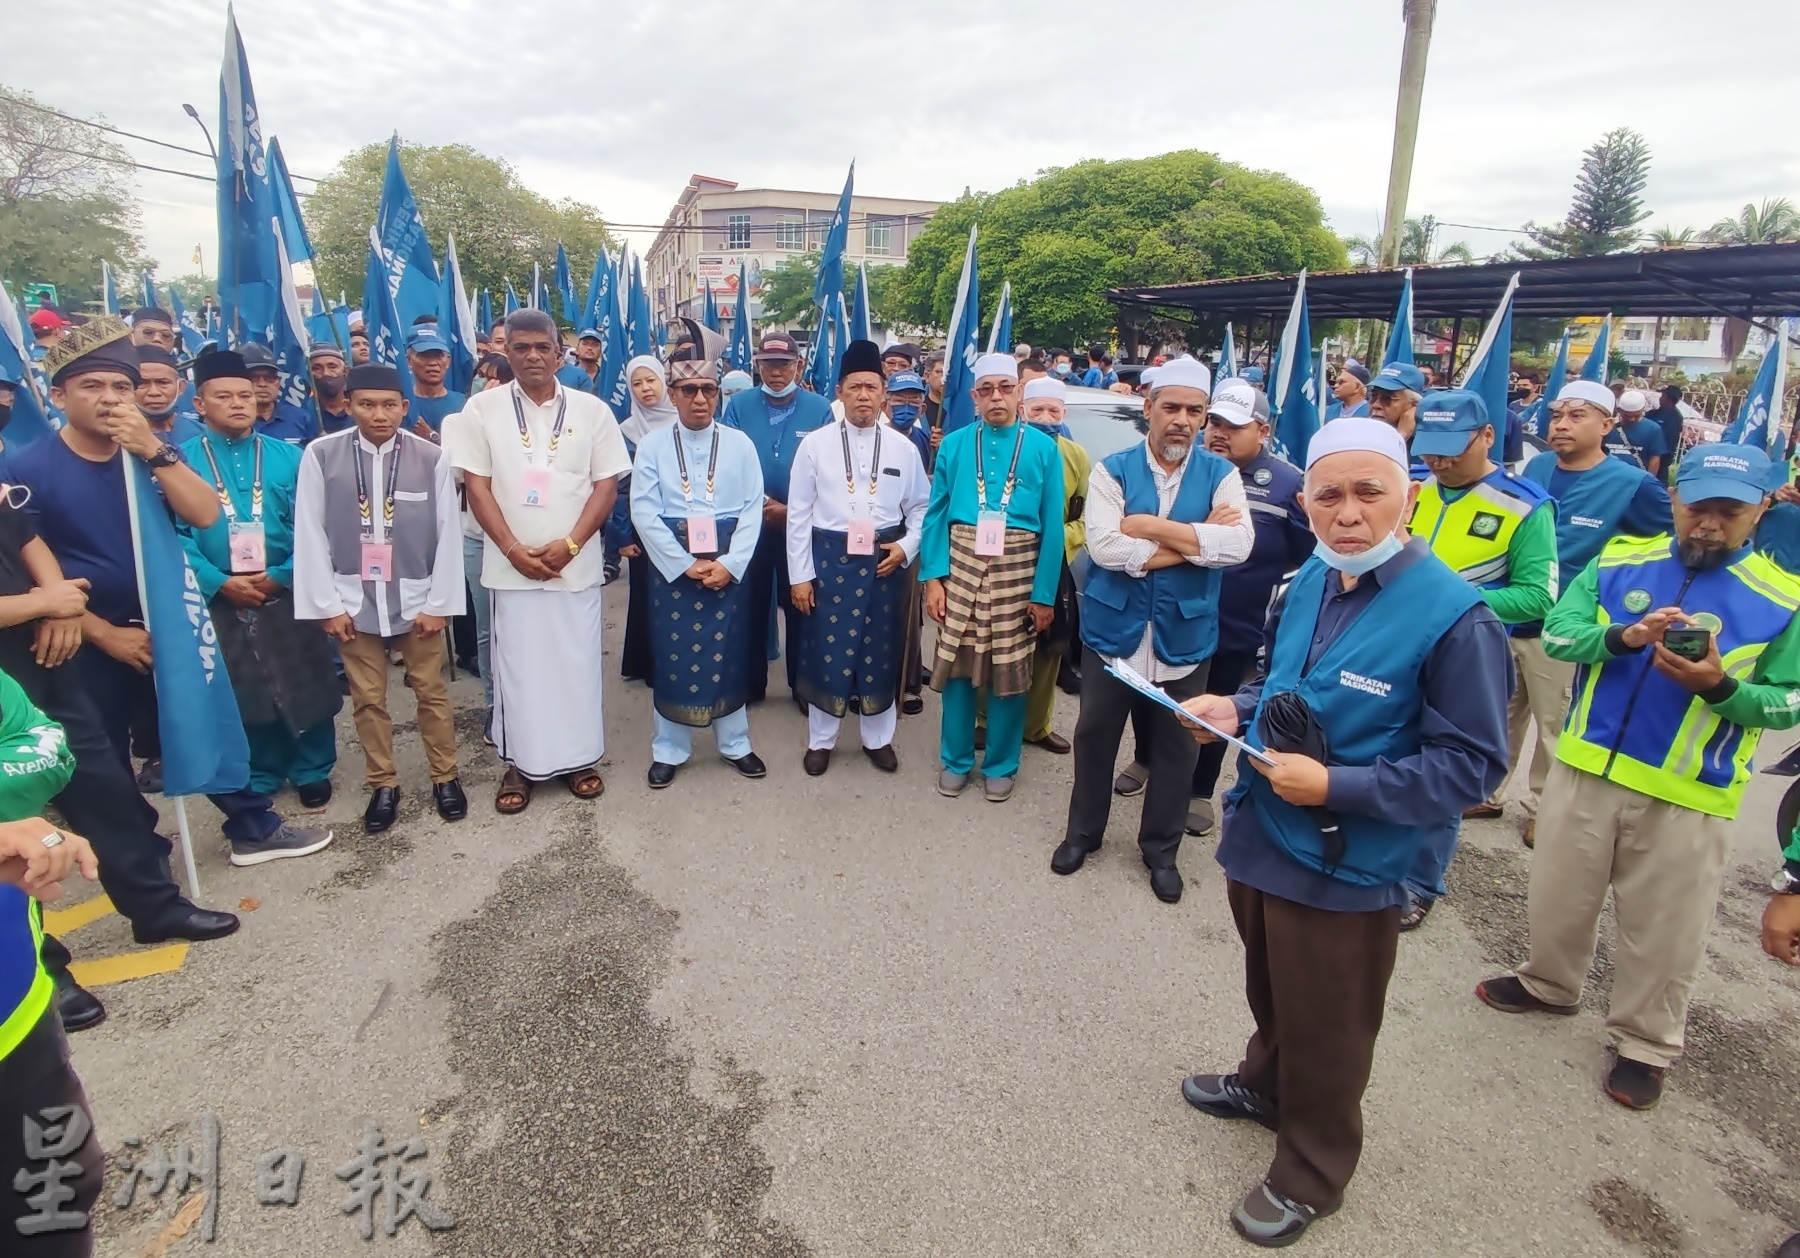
left=1187, top=648, right=1258, bottom=798
left=1, top=1011, right=103, bottom=1257
left=1063, top=646, right=1210, bottom=869
left=620, top=553, right=653, bottom=684
left=742, top=523, right=801, bottom=703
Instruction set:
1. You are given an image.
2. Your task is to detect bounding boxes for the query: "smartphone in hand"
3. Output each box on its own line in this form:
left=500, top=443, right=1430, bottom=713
left=1662, top=626, right=1712, bottom=661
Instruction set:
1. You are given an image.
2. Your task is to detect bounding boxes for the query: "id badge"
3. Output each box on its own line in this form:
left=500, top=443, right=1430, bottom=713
left=227, top=521, right=266, bottom=574
left=520, top=467, right=552, bottom=508
left=974, top=510, right=1007, bottom=557
left=686, top=513, right=718, bottom=557
left=360, top=542, right=394, bottom=582
left=846, top=517, right=875, bottom=556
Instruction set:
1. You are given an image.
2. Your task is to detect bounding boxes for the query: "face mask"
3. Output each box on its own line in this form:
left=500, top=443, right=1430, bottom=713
left=141, top=402, right=177, bottom=422
left=761, top=379, right=798, bottom=400
left=1051, top=364, right=1071, bottom=378
left=1313, top=530, right=1403, bottom=577
left=888, top=403, right=920, bottom=430
left=316, top=376, right=346, bottom=401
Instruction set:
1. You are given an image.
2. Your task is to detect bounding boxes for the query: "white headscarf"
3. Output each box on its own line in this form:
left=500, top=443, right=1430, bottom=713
left=620, top=355, right=678, bottom=446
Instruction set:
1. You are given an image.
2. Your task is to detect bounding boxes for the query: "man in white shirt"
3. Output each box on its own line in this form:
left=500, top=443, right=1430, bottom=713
left=1050, top=358, right=1253, bottom=903
left=786, top=340, right=931, bottom=775
left=442, top=310, right=632, bottom=814
left=292, top=364, right=467, bottom=833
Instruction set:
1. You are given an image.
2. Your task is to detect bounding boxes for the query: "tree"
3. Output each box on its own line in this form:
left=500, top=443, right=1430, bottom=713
left=306, top=141, right=616, bottom=323
left=1513, top=128, right=1653, bottom=259
left=750, top=250, right=908, bottom=335
left=892, top=152, right=1347, bottom=349
left=1644, top=224, right=1697, bottom=249
left=0, top=88, right=153, bottom=306
left=1702, top=198, right=1800, bottom=245
left=1343, top=215, right=1474, bottom=268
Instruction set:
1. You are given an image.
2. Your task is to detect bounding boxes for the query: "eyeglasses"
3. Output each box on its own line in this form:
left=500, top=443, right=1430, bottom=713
left=973, top=382, right=1018, bottom=399
left=672, top=383, right=719, bottom=399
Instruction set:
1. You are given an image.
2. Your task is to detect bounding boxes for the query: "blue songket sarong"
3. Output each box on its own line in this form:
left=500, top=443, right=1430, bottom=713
left=649, top=515, right=752, bottom=727
left=795, top=524, right=911, bottom=719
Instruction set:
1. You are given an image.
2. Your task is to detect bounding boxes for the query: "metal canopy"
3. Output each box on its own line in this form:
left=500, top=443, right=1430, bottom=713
left=1106, top=242, right=1800, bottom=324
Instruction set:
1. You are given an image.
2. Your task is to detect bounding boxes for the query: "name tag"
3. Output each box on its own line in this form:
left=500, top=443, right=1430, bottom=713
left=227, top=521, right=266, bottom=574
left=520, top=467, right=552, bottom=507
left=974, top=510, right=1006, bottom=557
left=686, top=513, right=718, bottom=557
left=361, top=542, right=394, bottom=582
left=846, top=517, right=875, bottom=556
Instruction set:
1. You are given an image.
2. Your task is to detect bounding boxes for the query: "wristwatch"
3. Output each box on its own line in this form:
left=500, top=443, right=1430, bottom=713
left=1772, top=867, right=1800, bottom=895
left=144, top=442, right=182, bottom=468
left=563, top=537, right=581, bottom=557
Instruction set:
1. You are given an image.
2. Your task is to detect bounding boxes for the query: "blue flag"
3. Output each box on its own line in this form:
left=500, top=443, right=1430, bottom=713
left=1384, top=268, right=1415, bottom=367
left=813, top=162, right=855, bottom=310
left=1270, top=272, right=1318, bottom=463
left=728, top=260, right=752, bottom=372
left=1523, top=331, right=1570, bottom=439
left=0, top=286, right=54, bottom=448
left=166, top=286, right=207, bottom=356
left=1722, top=319, right=1791, bottom=454
left=375, top=135, right=440, bottom=329
left=216, top=5, right=280, bottom=344
left=701, top=280, right=721, bottom=334
left=851, top=263, right=874, bottom=345
left=439, top=233, right=479, bottom=395
left=939, top=224, right=982, bottom=435
left=124, top=459, right=251, bottom=796
left=554, top=244, right=576, bottom=328
left=101, top=261, right=119, bottom=316
left=140, top=271, right=158, bottom=312
left=480, top=289, right=494, bottom=337
left=985, top=279, right=1012, bottom=355
left=627, top=254, right=654, bottom=359
left=1579, top=317, right=1611, bottom=382
left=271, top=225, right=313, bottom=415
left=362, top=228, right=414, bottom=396
left=504, top=280, right=520, bottom=317
left=1217, top=324, right=1237, bottom=381
left=529, top=261, right=544, bottom=313
left=304, top=286, right=340, bottom=353
left=1456, top=272, right=1518, bottom=446
left=267, top=136, right=314, bottom=264
left=604, top=259, right=632, bottom=414
left=580, top=249, right=610, bottom=340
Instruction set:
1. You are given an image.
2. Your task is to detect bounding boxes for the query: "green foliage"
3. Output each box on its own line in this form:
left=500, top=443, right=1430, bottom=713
left=749, top=250, right=906, bottom=335
left=306, top=141, right=616, bottom=323
left=1343, top=215, right=1475, bottom=268
left=1514, top=128, right=1653, bottom=259
left=892, top=152, right=1347, bottom=349
left=1702, top=198, right=1800, bottom=246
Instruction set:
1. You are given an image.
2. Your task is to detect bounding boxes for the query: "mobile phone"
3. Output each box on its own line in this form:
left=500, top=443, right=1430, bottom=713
left=1662, top=626, right=1712, bottom=661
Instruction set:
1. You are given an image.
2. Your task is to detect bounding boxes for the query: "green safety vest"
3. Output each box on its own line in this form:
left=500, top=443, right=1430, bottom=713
left=0, top=668, right=75, bottom=1060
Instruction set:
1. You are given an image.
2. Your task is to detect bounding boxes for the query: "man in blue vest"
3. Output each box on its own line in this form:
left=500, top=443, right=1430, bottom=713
left=1051, top=358, right=1252, bottom=903
left=722, top=333, right=833, bottom=706
left=1479, top=443, right=1800, bottom=1111
left=1497, top=380, right=1672, bottom=846
left=1178, top=417, right=1512, bottom=1247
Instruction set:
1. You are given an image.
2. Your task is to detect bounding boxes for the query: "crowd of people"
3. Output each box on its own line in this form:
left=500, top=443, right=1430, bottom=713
left=4, top=298, right=1800, bottom=1253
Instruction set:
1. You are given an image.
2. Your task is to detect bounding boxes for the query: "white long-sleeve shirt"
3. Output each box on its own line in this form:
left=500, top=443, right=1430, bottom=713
left=785, top=420, right=931, bottom=584
left=1084, top=444, right=1254, bottom=682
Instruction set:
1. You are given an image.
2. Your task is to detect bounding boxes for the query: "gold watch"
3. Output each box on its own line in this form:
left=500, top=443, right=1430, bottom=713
left=563, top=537, right=580, bottom=557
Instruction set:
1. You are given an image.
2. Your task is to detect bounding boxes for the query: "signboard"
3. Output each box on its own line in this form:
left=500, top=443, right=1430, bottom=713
left=22, top=283, right=58, bottom=309
left=694, top=256, right=765, bottom=296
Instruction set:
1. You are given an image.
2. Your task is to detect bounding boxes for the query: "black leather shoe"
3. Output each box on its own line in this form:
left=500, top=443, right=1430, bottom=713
left=54, top=974, right=105, bottom=1033
left=901, top=693, right=924, bottom=716
left=1150, top=866, right=1184, bottom=903
left=1051, top=838, right=1097, bottom=875
left=803, top=749, right=831, bottom=776
left=647, top=761, right=679, bottom=789
left=296, top=779, right=333, bottom=810
left=132, top=905, right=240, bottom=945
left=433, top=779, right=468, bottom=821
left=364, top=786, right=401, bottom=833
left=864, top=745, right=899, bottom=773
left=724, top=752, right=767, bottom=779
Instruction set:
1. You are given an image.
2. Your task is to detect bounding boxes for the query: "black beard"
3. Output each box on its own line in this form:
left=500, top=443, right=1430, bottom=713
left=1678, top=539, right=1730, bottom=571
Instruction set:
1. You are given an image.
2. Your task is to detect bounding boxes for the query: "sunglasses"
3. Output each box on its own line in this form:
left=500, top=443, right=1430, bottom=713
left=672, top=383, right=719, bottom=399
left=973, top=382, right=1018, bottom=399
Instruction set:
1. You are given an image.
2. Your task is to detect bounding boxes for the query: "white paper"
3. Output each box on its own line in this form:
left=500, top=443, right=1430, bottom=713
left=1103, top=658, right=1278, bottom=767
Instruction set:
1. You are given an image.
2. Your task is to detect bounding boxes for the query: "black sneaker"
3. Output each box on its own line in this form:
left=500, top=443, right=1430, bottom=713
left=230, top=823, right=334, bottom=868
left=1181, top=1072, right=1278, bottom=1131
left=296, top=780, right=333, bottom=810
left=136, top=758, right=163, bottom=795
left=1604, top=1054, right=1666, bottom=1111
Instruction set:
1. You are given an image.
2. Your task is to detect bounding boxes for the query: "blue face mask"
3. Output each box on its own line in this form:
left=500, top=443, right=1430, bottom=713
left=761, top=379, right=798, bottom=400
left=888, top=402, right=920, bottom=430
left=1313, top=530, right=1404, bottom=577
left=1051, top=363, right=1071, bottom=377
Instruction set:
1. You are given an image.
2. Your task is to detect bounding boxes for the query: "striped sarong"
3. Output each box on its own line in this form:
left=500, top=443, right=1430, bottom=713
left=930, top=523, right=1041, bottom=698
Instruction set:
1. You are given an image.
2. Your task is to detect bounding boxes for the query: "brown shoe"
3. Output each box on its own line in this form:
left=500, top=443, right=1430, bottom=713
left=1523, top=818, right=1536, bottom=849
left=1604, top=1055, right=1666, bottom=1110
left=863, top=744, right=898, bottom=773
left=1464, top=801, right=1504, bottom=820
left=802, top=748, right=832, bottom=776
left=1028, top=731, right=1071, bottom=754
left=1474, top=974, right=1580, bottom=1016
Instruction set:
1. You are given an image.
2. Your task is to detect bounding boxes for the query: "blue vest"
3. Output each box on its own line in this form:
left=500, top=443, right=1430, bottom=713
left=1232, top=555, right=1481, bottom=886
left=721, top=389, right=833, bottom=502
left=556, top=364, right=603, bottom=396
left=1080, top=447, right=1229, bottom=666
left=1525, top=452, right=1649, bottom=592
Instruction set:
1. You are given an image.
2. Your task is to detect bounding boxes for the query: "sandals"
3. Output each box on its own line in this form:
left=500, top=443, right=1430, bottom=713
left=495, top=768, right=532, bottom=815
left=565, top=768, right=605, bottom=799
left=1399, top=896, right=1433, bottom=932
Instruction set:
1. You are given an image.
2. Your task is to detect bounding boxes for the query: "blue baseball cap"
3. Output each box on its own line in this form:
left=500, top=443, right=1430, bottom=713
left=1676, top=443, right=1774, bottom=505
left=577, top=327, right=602, bottom=343
left=1410, top=388, right=1492, bottom=457
left=406, top=325, right=450, bottom=355
left=886, top=370, right=926, bottom=394
left=1240, top=365, right=1265, bottom=385
left=1370, top=362, right=1427, bottom=394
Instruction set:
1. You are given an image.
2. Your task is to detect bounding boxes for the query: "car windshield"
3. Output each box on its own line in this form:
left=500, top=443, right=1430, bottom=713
left=1063, top=399, right=1147, bottom=462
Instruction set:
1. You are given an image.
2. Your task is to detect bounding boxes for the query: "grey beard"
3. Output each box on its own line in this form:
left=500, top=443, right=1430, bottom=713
left=1159, top=443, right=1191, bottom=465
left=1678, top=539, right=1730, bottom=571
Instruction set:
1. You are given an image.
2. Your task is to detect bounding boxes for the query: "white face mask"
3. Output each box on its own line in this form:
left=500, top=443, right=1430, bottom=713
left=1313, top=529, right=1403, bottom=576
left=0, top=483, right=29, bottom=512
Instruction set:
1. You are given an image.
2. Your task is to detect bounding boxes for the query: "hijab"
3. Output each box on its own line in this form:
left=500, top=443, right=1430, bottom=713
left=619, top=355, right=678, bottom=447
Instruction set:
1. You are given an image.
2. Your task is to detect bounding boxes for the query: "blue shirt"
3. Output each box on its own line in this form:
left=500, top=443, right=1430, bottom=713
left=1324, top=398, right=1371, bottom=421
left=178, top=429, right=303, bottom=601
left=919, top=419, right=1065, bottom=607
left=721, top=388, right=833, bottom=503
left=1757, top=501, right=1800, bottom=575
left=0, top=437, right=146, bottom=626
left=410, top=390, right=467, bottom=434
left=256, top=400, right=317, bottom=447
left=152, top=412, right=206, bottom=448
left=555, top=364, right=603, bottom=396
left=318, top=403, right=355, bottom=436
left=1080, top=367, right=1117, bottom=390
left=627, top=420, right=765, bottom=584
left=1216, top=538, right=1513, bottom=910
left=1218, top=450, right=1312, bottom=653
left=1605, top=418, right=1669, bottom=470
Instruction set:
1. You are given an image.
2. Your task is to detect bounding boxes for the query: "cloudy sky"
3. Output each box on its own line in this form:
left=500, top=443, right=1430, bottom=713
left=10, top=0, right=1797, bottom=277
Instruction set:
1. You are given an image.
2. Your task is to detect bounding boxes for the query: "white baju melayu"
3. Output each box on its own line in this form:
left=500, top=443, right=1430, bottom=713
left=443, top=381, right=631, bottom=779
left=785, top=419, right=930, bottom=751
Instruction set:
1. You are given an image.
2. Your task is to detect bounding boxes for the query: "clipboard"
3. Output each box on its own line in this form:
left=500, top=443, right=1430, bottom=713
left=1102, top=658, right=1279, bottom=768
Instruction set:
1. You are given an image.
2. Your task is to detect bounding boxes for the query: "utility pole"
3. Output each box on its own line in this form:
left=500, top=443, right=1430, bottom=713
left=1377, top=0, right=1436, bottom=269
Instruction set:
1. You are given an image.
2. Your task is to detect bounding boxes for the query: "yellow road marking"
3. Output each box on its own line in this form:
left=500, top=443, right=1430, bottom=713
left=69, top=944, right=189, bottom=988
left=43, top=893, right=116, bottom=935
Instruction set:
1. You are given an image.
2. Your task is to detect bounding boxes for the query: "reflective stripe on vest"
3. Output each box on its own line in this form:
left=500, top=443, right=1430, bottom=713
left=1412, top=476, right=1535, bottom=589
left=0, top=888, right=50, bottom=1062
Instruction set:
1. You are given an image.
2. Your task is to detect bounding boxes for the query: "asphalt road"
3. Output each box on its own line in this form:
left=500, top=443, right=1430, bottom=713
left=55, top=597, right=1800, bottom=1257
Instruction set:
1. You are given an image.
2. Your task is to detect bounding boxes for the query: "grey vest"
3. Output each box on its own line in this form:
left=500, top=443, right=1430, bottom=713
left=310, top=429, right=446, bottom=636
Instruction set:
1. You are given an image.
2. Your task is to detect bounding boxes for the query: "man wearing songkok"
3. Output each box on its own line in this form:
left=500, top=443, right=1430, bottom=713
left=1325, top=361, right=1371, bottom=420
left=1178, top=418, right=1511, bottom=1247
left=180, top=351, right=342, bottom=809
left=785, top=341, right=929, bottom=775
left=1478, top=444, right=1800, bottom=1113
left=294, top=364, right=468, bottom=834
left=1051, top=358, right=1251, bottom=903
left=241, top=343, right=317, bottom=446
left=128, top=306, right=177, bottom=353
left=920, top=352, right=1064, bottom=802
left=1500, top=380, right=1672, bottom=845
left=406, top=323, right=467, bottom=436
left=630, top=326, right=767, bottom=789
left=444, top=309, right=631, bottom=814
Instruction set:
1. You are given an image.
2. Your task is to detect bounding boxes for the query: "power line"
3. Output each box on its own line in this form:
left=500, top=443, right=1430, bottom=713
left=7, top=93, right=324, bottom=182
left=1435, top=220, right=1527, bottom=235
left=26, top=142, right=215, bottom=184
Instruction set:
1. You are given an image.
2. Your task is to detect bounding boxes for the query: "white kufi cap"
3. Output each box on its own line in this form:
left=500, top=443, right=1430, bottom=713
left=972, top=352, right=1019, bottom=382
left=1150, top=355, right=1212, bottom=396
left=1555, top=380, right=1616, bottom=414
left=1022, top=377, right=1066, bottom=403
left=1305, top=415, right=1410, bottom=474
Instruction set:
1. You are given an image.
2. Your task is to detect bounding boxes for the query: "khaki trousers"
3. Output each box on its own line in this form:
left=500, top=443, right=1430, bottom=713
left=1488, top=635, right=1574, bottom=815
left=1518, top=761, right=1735, bottom=1068
left=339, top=629, right=459, bottom=789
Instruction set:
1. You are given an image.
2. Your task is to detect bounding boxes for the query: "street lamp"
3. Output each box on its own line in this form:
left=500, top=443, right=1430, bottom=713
left=181, top=103, right=217, bottom=161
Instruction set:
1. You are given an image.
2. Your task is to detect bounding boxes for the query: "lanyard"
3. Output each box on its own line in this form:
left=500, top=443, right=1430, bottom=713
left=672, top=425, right=721, bottom=508
left=354, top=435, right=406, bottom=538
left=973, top=421, right=1026, bottom=515
left=199, top=433, right=262, bottom=524
left=510, top=384, right=568, bottom=464
left=838, top=420, right=881, bottom=503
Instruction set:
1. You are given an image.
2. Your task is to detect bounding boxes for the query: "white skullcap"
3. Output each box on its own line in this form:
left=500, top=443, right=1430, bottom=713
left=972, top=351, right=1019, bottom=382
left=1149, top=356, right=1212, bottom=395
left=1555, top=380, right=1616, bottom=415
left=1305, top=416, right=1410, bottom=474
left=1618, top=388, right=1648, bottom=413
left=1022, top=377, right=1066, bottom=403
left=1140, top=367, right=1159, bottom=388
